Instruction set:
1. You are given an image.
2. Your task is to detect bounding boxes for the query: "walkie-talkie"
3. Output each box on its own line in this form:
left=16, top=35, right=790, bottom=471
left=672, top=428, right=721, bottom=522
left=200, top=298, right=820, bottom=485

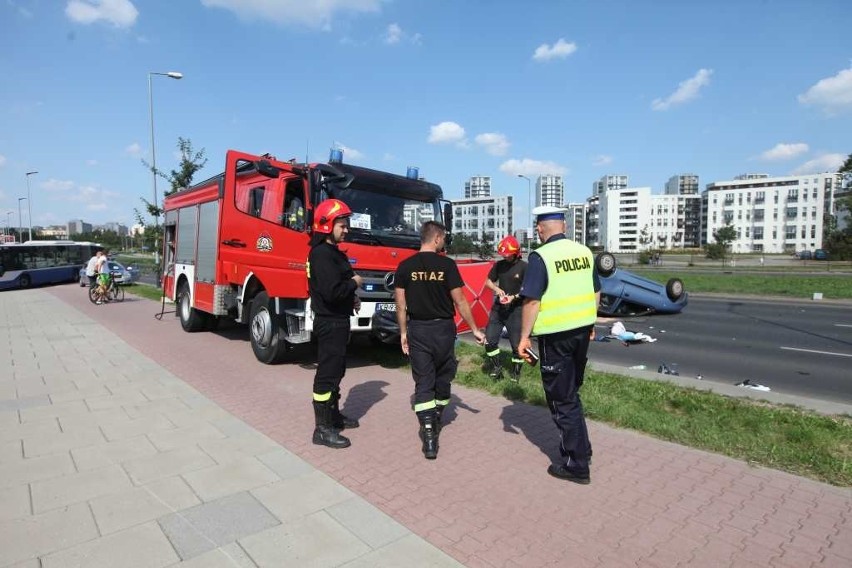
left=524, top=347, right=539, bottom=365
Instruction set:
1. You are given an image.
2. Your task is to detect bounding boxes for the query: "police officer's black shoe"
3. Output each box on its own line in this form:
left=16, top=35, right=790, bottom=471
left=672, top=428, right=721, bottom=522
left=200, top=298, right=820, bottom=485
left=312, top=401, right=351, bottom=449
left=417, top=411, right=439, bottom=460
left=547, top=464, right=590, bottom=485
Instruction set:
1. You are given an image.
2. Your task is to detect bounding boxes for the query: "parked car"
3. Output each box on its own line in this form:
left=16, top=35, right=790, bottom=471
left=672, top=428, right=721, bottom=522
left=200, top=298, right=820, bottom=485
left=79, top=260, right=138, bottom=286
left=595, top=252, right=687, bottom=316
left=814, top=249, right=829, bottom=260
left=796, top=250, right=813, bottom=260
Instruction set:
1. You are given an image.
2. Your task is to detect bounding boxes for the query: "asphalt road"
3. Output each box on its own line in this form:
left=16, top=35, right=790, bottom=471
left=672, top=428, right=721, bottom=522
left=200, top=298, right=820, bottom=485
left=588, top=295, right=852, bottom=405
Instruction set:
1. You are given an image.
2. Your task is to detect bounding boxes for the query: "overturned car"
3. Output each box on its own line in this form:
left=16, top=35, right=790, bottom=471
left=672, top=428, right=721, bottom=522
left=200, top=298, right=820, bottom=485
left=595, top=252, right=687, bottom=316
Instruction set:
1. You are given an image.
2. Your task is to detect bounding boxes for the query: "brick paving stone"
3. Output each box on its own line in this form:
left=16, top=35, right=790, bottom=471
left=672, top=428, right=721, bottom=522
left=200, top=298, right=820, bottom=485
left=0, top=483, right=31, bottom=522
left=31, top=463, right=132, bottom=513
left=182, top=456, right=280, bottom=502
left=0, top=452, right=75, bottom=489
left=41, top=521, right=179, bottom=568
left=0, top=502, right=99, bottom=566
left=123, top=447, right=216, bottom=485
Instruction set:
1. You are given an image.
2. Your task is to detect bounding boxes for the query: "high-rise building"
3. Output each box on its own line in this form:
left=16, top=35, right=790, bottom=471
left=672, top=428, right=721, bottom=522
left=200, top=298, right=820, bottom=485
left=701, top=172, right=841, bottom=253
left=536, top=175, right=564, bottom=207
left=565, top=203, right=587, bottom=245
left=67, top=219, right=92, bottom=235
left=592, top=175, right=628, bottom=196
left=665, top=174, right=699, bottom=195
left=450, top=196, right=513, bottom=244
left=464, top=176, right=491, bottom=198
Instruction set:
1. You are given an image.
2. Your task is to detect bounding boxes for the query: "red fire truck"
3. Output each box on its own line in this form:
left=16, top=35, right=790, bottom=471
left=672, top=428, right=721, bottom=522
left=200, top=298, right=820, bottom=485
left=162, top=150, right=492, bottom=364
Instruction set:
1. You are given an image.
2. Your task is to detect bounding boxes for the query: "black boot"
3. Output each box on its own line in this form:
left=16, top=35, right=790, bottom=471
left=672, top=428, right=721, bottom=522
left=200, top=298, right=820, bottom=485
left=435, top=405, right=445, bottom=434
left=312, top=401, right=351, bottom=449
left=485, top=354, right=503, bottom=380
left=509, top=362, right=523, bottom=382
left=331, top=390, right=359, bottom=429
left=417, top=410, right=439, bottom=459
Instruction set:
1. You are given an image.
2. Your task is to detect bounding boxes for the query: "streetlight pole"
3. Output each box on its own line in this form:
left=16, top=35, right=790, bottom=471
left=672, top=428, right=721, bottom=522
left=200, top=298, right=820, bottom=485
left=17, top=198, right=26, bottom=243
left=518, top=174, right=532, bottom=252
left=25, top=171, right=37, bottom=241
left=148, top=70, right=183, bottom=265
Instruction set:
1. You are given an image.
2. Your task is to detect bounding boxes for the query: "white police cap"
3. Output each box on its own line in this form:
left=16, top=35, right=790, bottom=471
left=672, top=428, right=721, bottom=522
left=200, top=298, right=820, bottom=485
left=532, top=205, right=567, bottom=222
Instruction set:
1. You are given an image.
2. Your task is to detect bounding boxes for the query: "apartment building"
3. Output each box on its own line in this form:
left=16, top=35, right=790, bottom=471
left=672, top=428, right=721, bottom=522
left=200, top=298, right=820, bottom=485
left=464, top=176, right=492, bottom=198
left=701, top=172, right=841, bottom=253
left=536, top=175, right=564, bottom=207
left=67, top=219, right=93, bottom=235
left=592, top=174, right=628, bottom=196
left=665, top=174, right=699, bottom=195
left=565, top=203, right=587, bottom=245
left=451, top=196, right=513, bottom=244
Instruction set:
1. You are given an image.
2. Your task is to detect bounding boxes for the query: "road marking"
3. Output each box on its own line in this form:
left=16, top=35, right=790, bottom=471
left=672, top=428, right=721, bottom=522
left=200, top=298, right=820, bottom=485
left=835, top=324, right=852, bottom=328
left=780, top=346, right=852, bottom=358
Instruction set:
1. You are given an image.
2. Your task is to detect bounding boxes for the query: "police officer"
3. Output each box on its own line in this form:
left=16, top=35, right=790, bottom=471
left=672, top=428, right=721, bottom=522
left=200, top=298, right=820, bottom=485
left=394, top=221, right=486, bottom=459
left=307, top=199, right=363, bottom=449
left=483, top=236, right=527, bottom=382
left=518, top=206, right=600, bottom=484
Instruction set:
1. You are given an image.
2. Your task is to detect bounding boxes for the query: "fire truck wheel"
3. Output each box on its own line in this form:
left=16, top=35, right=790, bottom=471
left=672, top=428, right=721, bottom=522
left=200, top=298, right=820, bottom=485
left=249, top=291, right=288, bottom=364
left=178, top=283, right=208, bottom=332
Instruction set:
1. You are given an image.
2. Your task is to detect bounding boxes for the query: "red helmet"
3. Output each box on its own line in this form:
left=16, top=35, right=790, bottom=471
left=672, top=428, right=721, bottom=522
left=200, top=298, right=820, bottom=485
left=312, top=199, right=352, bottom=233
left=497, top=235, right=521, bottom=258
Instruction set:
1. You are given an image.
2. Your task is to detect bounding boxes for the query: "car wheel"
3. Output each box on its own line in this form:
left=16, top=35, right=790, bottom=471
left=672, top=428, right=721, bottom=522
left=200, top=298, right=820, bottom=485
left=178, top=283, right=208, bottom=332
left=249, top=291, right=288, bottom=364
left=595, top=252, right=616, bottom=277
left=19, top=274, right=31, bottom=288
left=666, top=278, right=684, bottom=301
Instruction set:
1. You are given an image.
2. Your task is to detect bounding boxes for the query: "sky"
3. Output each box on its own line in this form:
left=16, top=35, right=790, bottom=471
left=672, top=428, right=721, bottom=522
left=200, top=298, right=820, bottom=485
left=0, top=0, right=850, bottom=233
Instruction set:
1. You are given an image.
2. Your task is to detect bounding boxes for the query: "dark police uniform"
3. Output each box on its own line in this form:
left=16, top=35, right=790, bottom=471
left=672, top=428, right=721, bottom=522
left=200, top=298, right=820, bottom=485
left=395, top=252, right=464, bottom=419
left=307, top=239, right=358, bottom=438
left=521, top=233, right=601, bottom=479
left=484, top=257, right=527, bottom=380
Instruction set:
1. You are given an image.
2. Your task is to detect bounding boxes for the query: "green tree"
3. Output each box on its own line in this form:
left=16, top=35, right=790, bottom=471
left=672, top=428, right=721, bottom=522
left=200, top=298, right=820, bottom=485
left=476, top=230, right=495, bottom=260
left=447, top=232, right=476, bottom=255
left=140, top=137, right=208, bottom=220
left=821, top=152, right=852, bottom=260
left=706, top=223, right=736, bottom=262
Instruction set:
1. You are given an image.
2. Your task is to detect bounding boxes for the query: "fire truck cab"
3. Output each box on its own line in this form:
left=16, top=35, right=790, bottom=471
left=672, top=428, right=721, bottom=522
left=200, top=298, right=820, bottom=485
left=162, top=149, right=469, bottom=364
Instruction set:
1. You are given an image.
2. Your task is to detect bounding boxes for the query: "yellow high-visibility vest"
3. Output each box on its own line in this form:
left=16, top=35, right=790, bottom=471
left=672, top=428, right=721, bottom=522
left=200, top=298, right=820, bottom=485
left=532, top=239, right=597, bottom=335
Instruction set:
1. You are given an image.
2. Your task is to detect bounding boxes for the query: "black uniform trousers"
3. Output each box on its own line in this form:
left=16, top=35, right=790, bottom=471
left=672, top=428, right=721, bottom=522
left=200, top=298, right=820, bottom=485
left=538, top=326, right=593, bottom=470
left=484, top=304, right=522, bottom=358
left=408, top=319, right=458, bottom=408
left=313, top=316, right=350, bottom=396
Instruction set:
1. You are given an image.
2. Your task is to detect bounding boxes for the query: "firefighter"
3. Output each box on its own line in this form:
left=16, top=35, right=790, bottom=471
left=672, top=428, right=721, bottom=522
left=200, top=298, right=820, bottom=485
left=518, top=206, right=600, bottom=484
left=307, top=199, right=363, bottom=449
left=483, top=235, right=527, bottom=382
left=394, top=221, right=486, bottom=459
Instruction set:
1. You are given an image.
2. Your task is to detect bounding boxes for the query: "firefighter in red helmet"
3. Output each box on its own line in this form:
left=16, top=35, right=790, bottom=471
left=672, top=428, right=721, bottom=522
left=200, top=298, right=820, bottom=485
left=483, top=235, right=528, bottom=381
left=306, top=199, right=363, bottom=449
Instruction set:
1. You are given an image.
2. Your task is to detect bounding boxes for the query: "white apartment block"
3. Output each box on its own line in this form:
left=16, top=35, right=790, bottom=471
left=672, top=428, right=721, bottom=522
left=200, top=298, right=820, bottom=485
left=702, top=173, right=841, bottom=253
left=566, top=203, right=587, bottom=244
left=648, top=194, right=702, bottom=249
left=464, top=176, right=491, bottom=198
left=67, top=219, right=92, bottom=235
left=585, top=195, right=601, bottom=248
left=600, top=187, right=651, bottom=252
left=536, top=175, right=564, bottom=207
left=592, top=174, right=628, bottom=196
left=451, top=196, right=513, bottom=243
left=402, top=203, right=435, bottom=228
left=666, top=174, right=699, bottom=195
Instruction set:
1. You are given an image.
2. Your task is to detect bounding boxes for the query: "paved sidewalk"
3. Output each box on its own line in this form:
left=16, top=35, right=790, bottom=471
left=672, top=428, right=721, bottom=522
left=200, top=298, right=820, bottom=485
left=0, top=289, right=460, bottom=567
left=2, top=285, right=851, bottom=567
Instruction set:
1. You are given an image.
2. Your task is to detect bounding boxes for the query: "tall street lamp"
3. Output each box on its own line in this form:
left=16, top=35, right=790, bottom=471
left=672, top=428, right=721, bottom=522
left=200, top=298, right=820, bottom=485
left=148, top=70, right=183, bottom=263
left=25, top=171, right=37, bottom=241
left=517, top=174, right=532, bottom=252
left=148, top=71, right=183, bottom=223
left=17, top=197, right=27, bottom=243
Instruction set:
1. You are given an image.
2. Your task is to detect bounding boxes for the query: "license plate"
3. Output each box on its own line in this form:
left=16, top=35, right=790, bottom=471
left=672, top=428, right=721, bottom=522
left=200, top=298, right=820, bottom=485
left=376, top=303, right=396, bottom=312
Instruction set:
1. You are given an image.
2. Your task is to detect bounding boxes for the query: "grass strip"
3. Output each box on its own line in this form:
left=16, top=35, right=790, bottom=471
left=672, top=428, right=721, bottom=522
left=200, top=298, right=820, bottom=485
left=370, top=341, right=851, bottom=486
left=124, top=283, right=165, bottom=302
left=631, top=270, right=852, bottom=299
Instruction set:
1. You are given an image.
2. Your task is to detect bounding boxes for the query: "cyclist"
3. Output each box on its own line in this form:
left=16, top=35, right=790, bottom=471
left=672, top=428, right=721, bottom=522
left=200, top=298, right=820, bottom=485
left=95, top=252, right=111, bottom=304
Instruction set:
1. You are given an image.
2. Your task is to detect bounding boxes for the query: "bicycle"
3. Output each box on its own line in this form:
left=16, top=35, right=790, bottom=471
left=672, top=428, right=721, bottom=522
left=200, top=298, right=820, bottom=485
left=88, top=272, right=125, bottom=304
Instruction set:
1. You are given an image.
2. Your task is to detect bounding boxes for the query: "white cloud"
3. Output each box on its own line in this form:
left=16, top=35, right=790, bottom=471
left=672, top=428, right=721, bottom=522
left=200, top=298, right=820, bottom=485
left=428, top=121, right=467, bottom=146
left=790, top=153, right=845, bottom=175
left=0, top=154, right=6, bottom=168
left=499, top=158, right=568, bottom=177
left=86, top=159, right=98, bottom=166
left=383, top=23, right=421, bottom=45
left=8, top=0, right=33, bottom=18
left=759, top=143, right=809, bottom=161
left=87, top=203, right=108, bottom=211
left=200, top=0, right=385, bottom=29
left=42, top=179, right=76, bottom=192
left=532, top=38, right=577, bottom=61
left=652, top=68, right=713, bottom=111
left=65, top=0, right=139, bottom=28
left=798, top=65, right=852, bottom=114
left=335, top=143, right=364, bottom=161
left=385, top=23, right=402, bottom=44
left=125, top=142, right=143, bottom=157
left=474, top=133, right=510, bottom=156
left=592, top=155, right=613, bottom=166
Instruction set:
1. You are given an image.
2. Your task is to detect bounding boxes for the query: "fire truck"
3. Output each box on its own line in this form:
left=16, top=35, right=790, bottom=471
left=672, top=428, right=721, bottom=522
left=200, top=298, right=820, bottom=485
left=161, top=149, right=492, bottom=364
